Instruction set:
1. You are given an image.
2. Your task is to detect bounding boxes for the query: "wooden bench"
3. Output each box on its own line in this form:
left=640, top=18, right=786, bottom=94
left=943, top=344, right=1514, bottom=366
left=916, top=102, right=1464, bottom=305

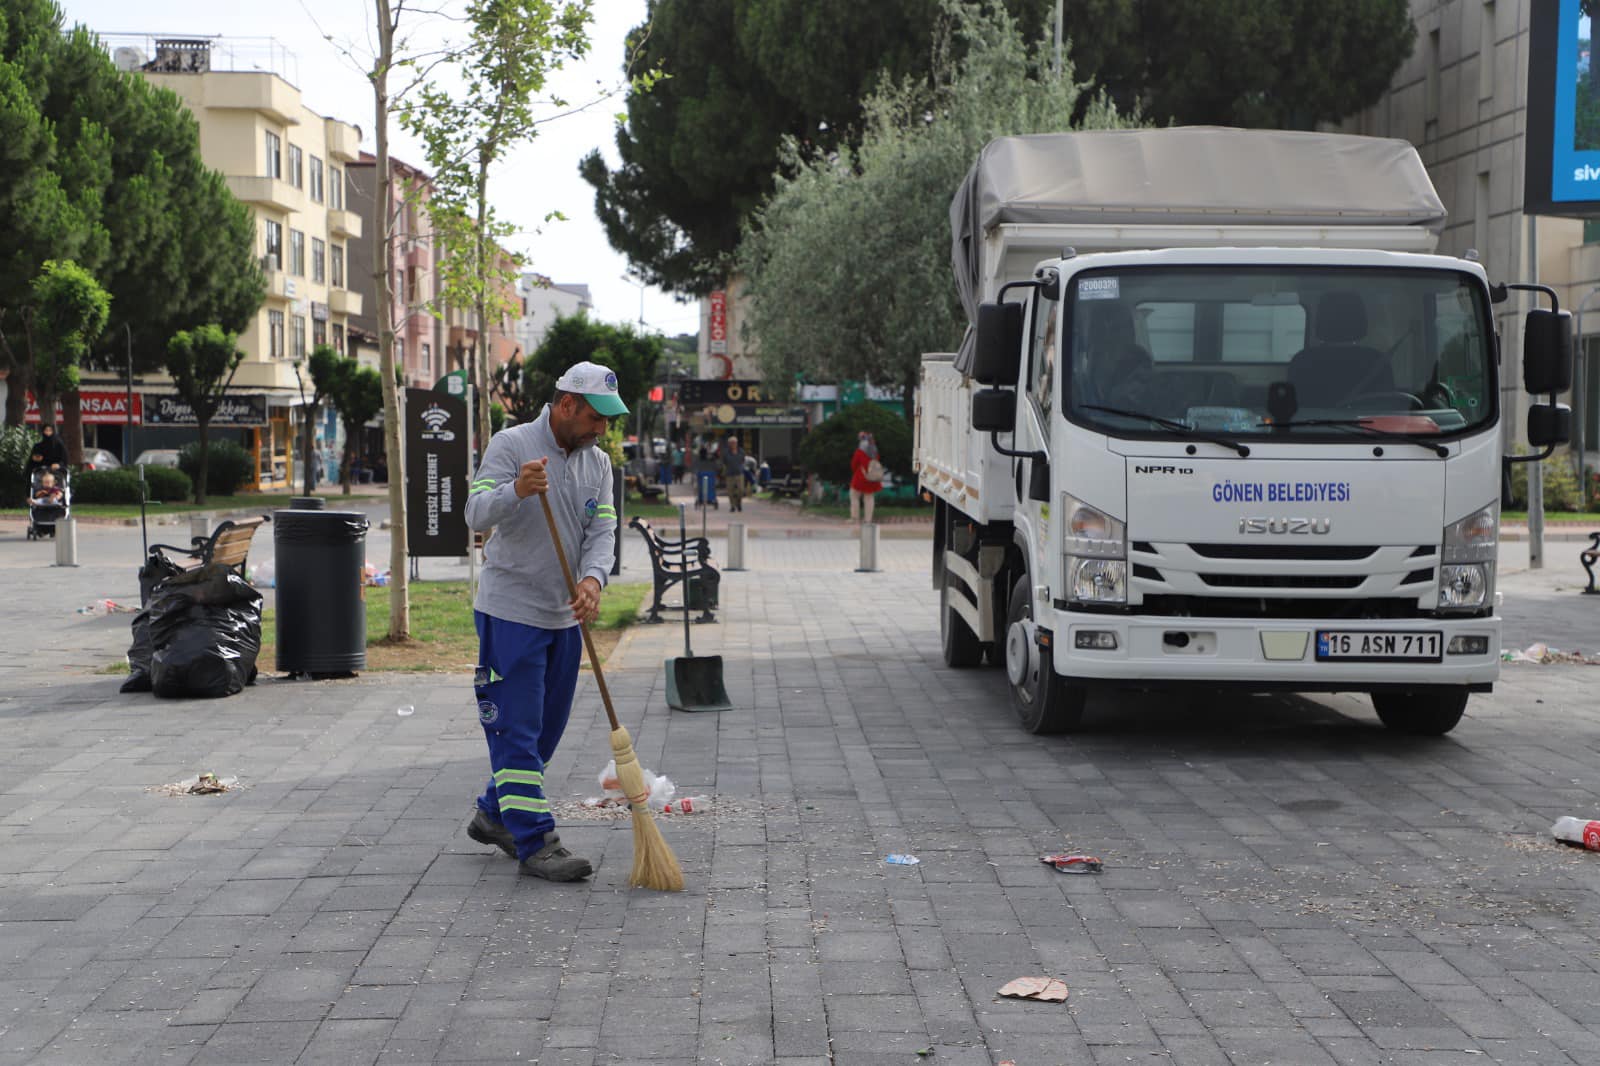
left=624, top=473, right=666, bottom=503
left=628, top=516, right=719, bottom=623
left=148, top=515, right=271, bottom=577
left=769, top=470, right=808, bottom=499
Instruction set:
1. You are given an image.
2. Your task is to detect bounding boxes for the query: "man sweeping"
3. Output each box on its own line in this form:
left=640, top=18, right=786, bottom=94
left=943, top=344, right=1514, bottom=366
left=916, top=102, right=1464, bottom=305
left=463, top=361, right=626, bottom=880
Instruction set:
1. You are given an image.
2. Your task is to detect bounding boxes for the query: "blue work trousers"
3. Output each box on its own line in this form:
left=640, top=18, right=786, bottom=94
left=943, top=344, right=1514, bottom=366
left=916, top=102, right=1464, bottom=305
left=473, top=612, right=582, bottom=860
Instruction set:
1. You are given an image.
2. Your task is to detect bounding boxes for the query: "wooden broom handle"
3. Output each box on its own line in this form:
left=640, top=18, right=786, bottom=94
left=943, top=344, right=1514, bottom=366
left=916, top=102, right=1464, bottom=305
left=538, top=490, right=621, bottom=732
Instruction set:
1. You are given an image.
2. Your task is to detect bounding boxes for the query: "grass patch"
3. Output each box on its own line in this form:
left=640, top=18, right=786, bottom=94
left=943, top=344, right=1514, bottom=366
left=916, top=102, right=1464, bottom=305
left=623, top=495, right=688, bottom=519
left=1501, top=510, right=1600, bottom=523
left=1, top=493, right=305, bottom=522
left=259, top=579, right=649, bottom=674
left=95, top=660, right=131, bottom=675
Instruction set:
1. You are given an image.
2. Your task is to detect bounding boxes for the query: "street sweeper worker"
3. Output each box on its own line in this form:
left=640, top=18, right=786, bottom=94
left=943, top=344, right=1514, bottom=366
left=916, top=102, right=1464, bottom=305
left=463, top=360, right=626, bottom=881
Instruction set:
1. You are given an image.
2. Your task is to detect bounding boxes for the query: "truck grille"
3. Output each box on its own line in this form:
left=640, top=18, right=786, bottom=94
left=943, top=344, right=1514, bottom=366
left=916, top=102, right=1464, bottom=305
left=1198, top=573, right=1362, bottom=589
left=1187, top=543, right=1379, bottom=561
left=1140, top=594, right=1427, bottom=620
left=1129, top=541, right=1441, bottom=616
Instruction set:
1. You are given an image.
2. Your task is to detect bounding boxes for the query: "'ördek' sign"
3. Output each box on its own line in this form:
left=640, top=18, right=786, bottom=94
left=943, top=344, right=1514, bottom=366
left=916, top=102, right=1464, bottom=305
left=404, top=387, right=469, bottom=557
left=142, top=393, right=268, bottom=427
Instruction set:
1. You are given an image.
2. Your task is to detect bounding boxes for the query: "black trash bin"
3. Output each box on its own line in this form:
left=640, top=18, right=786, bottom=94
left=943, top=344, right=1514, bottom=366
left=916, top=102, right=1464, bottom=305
left=274, top=499, right=369, bottom=677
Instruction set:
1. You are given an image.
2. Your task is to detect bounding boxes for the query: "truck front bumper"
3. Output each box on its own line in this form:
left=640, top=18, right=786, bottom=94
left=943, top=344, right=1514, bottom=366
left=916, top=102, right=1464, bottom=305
left=1046, top=607, right=1501, bottom=690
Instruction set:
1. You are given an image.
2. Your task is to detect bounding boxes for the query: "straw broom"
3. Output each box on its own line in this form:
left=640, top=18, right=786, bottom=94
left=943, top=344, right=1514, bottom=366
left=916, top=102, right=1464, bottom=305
left=538, top=492, right=684, bottom=891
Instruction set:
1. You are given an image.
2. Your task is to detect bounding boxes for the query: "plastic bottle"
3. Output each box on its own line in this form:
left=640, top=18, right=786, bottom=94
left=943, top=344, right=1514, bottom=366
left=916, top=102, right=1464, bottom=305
left=1552, top=816, right=1600, bottom=851
left=662, top=795, right=709, bottom=814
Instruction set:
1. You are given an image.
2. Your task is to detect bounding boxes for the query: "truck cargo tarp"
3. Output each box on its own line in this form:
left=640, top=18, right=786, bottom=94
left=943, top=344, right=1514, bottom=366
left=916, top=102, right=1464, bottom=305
left=950, top=128, right=1447, bottom=372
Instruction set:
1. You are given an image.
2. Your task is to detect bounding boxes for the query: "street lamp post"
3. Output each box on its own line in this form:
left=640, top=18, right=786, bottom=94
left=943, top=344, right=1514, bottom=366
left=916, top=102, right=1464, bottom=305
left=620, top=272, right=646, bottom=332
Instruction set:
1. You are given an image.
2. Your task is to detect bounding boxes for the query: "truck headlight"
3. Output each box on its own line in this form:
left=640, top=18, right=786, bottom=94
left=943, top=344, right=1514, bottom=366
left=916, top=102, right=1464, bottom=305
left=1069, top=558, right=1126, bottom=602
left=1438, top=503, right=1495, bottom=611
left=1063, top=495, right=1127, bottom=603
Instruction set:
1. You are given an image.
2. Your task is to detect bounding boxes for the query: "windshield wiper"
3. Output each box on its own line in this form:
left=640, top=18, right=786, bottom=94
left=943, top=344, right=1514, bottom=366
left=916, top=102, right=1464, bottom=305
left=1258, top=418, right=1448, bottom=457
left=1081, top=404, right=1250, bottom=456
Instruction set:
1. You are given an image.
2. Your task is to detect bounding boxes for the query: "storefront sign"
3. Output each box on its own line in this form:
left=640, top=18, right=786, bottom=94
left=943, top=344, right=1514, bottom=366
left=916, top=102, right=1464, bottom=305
left=311, top=300, right=329, bottom=321
left=696, top=403, right=808, bottom=428
left=142, top=393, right=268, bottom=427
left=25, top=391, right=142, bottom=425
left=678, top=379, right=768, bottom=405
left=404, top=386, right=469, bottom=556
left=708, top=290, right=728, bottom=354
left=1527, top=0, right=1600, bottom=215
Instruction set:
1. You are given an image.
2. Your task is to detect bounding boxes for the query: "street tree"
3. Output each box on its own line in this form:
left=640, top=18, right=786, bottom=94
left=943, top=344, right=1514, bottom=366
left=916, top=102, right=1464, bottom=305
left=25, top=260, right=111, bottom=431
left=325, top=359, right=384, bottom=496
left=400, top=0, right=596, bottom=454
left=739, top=2, right=1127, bottom=415
left=299, top=345, right=342, bottom=496
left=165, top=325, right=243, bottom=505
left=580, top=0, right=1048, bottom=295
left=527, top=314, right=661, bottom=437
left=490, top=351, right=541, bottom=425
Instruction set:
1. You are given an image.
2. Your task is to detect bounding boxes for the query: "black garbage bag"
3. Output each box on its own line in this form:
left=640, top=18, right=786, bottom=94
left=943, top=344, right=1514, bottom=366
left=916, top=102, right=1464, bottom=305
left=138, top=551, right=186, bottom=607
left=120, top=608, right=156, bottom=693
left=148, top=563, right=263, bottom=699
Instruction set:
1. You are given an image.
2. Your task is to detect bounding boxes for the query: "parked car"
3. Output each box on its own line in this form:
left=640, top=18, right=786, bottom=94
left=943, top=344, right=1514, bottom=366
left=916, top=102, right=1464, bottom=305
left=133, top=449, right=181, bottom=469
left=79, top=448, right=121, bottom=471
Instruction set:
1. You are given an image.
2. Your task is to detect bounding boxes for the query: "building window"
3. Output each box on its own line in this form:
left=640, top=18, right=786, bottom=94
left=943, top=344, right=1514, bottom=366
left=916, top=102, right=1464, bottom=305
left=288, top=144, right=303, bottom=189
left=290, top=229, right=305, bottom=276
left=265, top=131, right=281, bottom=179
left=268, top=310, right=285, bottom=358
left=313, top=317, right=328, bottom=348
left=311, top=237, right=326, bottom=283
left=292, top=314, right=307, bottom=359
left=332, top=322, right=345, bottom=355
left=263, top=220, right=283, bottom=269
left=309, top=155, right=324, bottom=203
left=422, top=341, right=432, bottom=376
left=331, top=244, right=345, bottom=288
left=329, top=166, right=344, bottom=210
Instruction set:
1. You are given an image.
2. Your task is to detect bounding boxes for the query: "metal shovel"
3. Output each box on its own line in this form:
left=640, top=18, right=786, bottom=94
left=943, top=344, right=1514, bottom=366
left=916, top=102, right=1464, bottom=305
left=664, top=504, right=732, bottom=713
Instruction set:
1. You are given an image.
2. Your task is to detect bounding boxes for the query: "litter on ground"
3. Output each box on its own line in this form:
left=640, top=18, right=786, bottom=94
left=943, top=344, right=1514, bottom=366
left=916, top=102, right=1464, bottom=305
left=997, top=977, right=1069, bottom=1002
left=1040, top=852, right=1103, bottom=874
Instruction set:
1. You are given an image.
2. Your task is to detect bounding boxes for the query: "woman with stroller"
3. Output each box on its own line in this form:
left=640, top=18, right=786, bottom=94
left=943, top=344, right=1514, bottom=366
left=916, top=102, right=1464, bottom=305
left=25, top=423, right=69, bottom=479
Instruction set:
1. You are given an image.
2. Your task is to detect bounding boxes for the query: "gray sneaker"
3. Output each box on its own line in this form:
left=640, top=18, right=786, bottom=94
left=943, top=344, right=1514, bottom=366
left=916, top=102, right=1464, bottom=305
left=467, top=809, right=516, bottom=858
left=519, top=833, right=593, bottom=882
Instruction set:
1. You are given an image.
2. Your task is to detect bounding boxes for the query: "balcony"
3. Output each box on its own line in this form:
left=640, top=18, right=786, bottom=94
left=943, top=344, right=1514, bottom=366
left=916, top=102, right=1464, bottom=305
left=328, top=288, right=362, bottom=316
left=328, top=208, right=362, bottom=239
left=198, top=72, right=301, bottom=125
left=324, top=118, right=361, bottom=163
left=226, top=174, right=297, bottom=213
left=259, top=256, right=300, bottom=302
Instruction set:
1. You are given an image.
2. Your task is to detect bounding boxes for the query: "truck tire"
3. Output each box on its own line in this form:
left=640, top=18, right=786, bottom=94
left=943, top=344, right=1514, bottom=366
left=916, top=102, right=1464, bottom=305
left=1371, top=688, right=1468, bottom=736
left=940, top=569, right=983, bottom=668
left=1004, top=576, right=1086, bottom=734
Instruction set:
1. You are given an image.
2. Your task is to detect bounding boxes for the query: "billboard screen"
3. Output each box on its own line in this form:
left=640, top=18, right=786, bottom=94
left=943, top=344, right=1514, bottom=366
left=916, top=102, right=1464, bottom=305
left=1527, top=0, right=1600, bottom=215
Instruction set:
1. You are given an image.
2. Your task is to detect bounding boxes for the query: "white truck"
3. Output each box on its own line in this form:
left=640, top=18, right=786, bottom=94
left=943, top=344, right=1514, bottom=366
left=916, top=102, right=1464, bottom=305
left=916, top=128, right=1573, bottom=735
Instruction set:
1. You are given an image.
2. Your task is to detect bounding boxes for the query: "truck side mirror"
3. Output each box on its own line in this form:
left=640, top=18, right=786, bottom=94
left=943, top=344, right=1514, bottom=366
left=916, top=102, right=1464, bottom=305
left=1527, top=402, right=1572, bottom=448
left=1522, top=309, right=1572, bottom=394
left=972, top=302, right=1023, bottom=385
left=971, top=388, right=1017, bottom=432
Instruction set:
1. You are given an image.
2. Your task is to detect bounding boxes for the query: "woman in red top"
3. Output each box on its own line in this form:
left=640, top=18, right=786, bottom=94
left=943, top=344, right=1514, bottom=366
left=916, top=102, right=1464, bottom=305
left=849, top=431, right=883, bottom=524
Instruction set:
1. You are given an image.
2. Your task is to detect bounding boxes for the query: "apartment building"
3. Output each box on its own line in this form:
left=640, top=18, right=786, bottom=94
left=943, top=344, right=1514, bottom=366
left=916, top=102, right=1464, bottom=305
left=1343, top=0, right=1597, bottom=467
left=113, top=36, right=365, bottom=490
left=515, top=273, right=594, bottom=355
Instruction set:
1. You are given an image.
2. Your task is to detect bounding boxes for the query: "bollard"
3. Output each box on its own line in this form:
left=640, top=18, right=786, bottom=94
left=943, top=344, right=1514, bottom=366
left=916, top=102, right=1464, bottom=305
left=190, top=514, right=211, bottom=544
left=855, top=521, right=880, bottom=573
left=727, top=521, right=747, bottom=571
left=53, top=516, right=79, bottom=567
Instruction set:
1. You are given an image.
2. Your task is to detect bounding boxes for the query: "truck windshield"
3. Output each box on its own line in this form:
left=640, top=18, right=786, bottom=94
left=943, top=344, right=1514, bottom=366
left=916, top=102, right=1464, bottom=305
left=1063, top=267, right=1495, bottom=440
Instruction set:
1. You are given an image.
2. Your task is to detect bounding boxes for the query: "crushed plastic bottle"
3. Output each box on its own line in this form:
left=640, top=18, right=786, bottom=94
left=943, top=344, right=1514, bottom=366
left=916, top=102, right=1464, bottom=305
left=885, top=854, right=920, bottom=866
left=661, top=795, right=708, bottom=814
left=1552, top=816, right=1600, bottom=851
left=396, top=705, right=415, bottom=717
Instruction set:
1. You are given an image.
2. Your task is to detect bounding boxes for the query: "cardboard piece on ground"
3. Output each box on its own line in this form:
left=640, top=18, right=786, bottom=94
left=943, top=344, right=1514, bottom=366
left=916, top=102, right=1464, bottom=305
left=997, top=976, right=1068, bottom=1002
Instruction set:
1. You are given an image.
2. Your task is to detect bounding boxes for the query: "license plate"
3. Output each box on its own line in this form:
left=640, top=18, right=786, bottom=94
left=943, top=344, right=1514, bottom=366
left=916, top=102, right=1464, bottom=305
left=1315, top=630, right=1442, bottom=662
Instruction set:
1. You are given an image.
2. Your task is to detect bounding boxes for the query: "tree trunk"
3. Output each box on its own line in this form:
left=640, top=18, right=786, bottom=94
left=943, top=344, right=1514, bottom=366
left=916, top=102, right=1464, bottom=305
left=62, top=390, right=84, bottom=467
left=36, top=381, right=57, bottom=431
left=195, top=417, right=210, bottom=505
left=374, top=0, right=410, bottom=640
left=473, top=160, right=493, bottom=456
left=2, top=364, right=27, bottom=426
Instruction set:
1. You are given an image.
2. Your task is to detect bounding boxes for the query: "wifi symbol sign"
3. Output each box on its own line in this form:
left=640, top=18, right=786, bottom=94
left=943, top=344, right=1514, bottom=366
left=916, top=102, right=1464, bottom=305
left=421, top=406, right=450, bottom=431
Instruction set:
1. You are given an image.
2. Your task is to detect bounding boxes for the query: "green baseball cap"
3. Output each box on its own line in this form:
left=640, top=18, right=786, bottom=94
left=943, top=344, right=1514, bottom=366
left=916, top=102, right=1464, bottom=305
left=556, top=361, right=629, bottom=416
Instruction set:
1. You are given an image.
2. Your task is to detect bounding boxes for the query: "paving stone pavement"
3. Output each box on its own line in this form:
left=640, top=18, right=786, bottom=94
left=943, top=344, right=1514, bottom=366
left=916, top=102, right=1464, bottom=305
left=1, top=514, right=1599, bottom=1065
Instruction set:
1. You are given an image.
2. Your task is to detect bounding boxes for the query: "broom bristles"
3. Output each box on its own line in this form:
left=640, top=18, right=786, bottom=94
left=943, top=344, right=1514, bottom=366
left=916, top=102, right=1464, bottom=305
left=610, top=726, right=685, bottom=891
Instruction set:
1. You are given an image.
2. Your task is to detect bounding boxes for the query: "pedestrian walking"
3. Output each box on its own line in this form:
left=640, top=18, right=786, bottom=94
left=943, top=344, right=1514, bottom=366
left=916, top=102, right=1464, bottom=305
left=849, top=431, right=884, bottom=524
left=720, top=434, right=746, bottom=512
left=695, top=444, right=718, bottom=509
left=462, top=361, right=627, bottom=881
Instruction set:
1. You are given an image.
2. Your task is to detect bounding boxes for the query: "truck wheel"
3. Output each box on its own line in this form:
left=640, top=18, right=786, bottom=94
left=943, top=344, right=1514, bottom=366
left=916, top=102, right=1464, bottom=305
left=940, top=570, right=983, bottom=668
left=1371, top=688, right=1468, bottom=735
left=1004, top=576, right=1086, bottom=734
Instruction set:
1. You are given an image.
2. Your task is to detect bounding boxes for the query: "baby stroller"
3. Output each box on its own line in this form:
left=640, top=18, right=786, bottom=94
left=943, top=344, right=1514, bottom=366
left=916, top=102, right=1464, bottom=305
left=26, top=468, right=70, bottom=540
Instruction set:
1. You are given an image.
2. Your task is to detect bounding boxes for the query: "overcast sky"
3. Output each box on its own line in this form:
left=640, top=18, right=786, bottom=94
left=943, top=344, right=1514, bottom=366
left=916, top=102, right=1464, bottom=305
left=59, top=0, right=700, bottom=339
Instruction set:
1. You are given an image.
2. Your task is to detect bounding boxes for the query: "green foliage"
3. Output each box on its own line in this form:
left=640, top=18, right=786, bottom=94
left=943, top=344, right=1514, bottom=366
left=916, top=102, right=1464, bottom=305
left=28, top=258, right=110, bottom=406
left=1065, top=0, right=1415, bottom=130
left=582, top=0, right=1049, bottom=293
left=140, top=463, right=191, bottom=503
left=165, top=325, right=243, bottom=419
left=742, top=3, right=1126, bottom=397
left=0, top=425, right=35, bottom=506
left=1508, top=449, right=1587, bottom=512
left=491, top=352, right=540, bottom=424
left=318, top=354, right=383, bottom=488
left=599, top=417, right=626, bottom=467
left=489, top=402, right=506, bottom=434
left=798, top=402, right=912, bottom=486
left=528, top=313, right=662, bottom=422
left=178, top=439, right=252, bottom=497
left=72, top=468, right=144, bottom=503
